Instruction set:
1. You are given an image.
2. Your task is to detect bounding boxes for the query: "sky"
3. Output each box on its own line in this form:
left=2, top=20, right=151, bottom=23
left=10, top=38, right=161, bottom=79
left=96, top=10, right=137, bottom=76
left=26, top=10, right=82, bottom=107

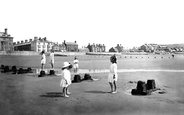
left=0, top=0, right=184, bottom=50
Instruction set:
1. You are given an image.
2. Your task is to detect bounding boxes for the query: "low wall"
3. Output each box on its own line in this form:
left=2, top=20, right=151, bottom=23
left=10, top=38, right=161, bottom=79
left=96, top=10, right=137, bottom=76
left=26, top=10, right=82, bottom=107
left=54, top=52, right=86, bottom=56
left=0, top=51, right=39, bottom=55
left=86, top=52, right=121, bottom=56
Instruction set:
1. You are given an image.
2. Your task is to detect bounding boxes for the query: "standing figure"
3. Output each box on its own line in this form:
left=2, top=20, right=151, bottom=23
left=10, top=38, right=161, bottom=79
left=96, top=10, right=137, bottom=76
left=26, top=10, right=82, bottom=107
left=172, top=54, right=175, bottom=58
left=40, top=50, right=46, bottom=71
left=50, top=50, right=55, bottom=69
left=60, top=62, right=72, bottom=98
left=108, top=55, right=118, bottom=94
left=73, top=56, right=79, bottom=73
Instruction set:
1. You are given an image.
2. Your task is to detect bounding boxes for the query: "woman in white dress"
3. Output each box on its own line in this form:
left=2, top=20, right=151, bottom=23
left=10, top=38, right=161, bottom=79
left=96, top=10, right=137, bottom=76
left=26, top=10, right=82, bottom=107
left=108, top=55, right=118, bottom=94
left=60, top=62, right=73, bottom=97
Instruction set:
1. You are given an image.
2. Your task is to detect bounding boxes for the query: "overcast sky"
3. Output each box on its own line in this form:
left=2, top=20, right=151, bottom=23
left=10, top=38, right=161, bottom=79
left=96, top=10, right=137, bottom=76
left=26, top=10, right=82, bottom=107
left=0, top=0, right=184, bottom=50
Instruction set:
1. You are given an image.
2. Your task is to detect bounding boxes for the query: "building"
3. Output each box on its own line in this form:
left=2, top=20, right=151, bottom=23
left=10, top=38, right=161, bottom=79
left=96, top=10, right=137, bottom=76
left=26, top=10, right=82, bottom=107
left=13, top=37, right=54, bottom=52
left=0, top=28, right=14, bottom=52
left=14, top=38, right=79, bottom=52
left=78, top=46, right=89, bottom=52
left=139, top=44, right=158, bottom=52
left=63, top=40, right=78, bottom=52
left=115, top=44, right=124, bottom=52
left=52, top=43, right=66, bottom=52
left=87, top=43, right=106, bottom=52
left=109, top=47, right=118, bottom=52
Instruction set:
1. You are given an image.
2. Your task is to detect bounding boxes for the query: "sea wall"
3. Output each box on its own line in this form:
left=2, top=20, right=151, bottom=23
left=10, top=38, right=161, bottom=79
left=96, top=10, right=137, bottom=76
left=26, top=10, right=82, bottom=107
left=0, top=51, right=39, bottom=55
left=0, top=51, right=86, bottom=56
left=54, top=52, right=86, bottom=56
left=86, top=52, right=121, bottom=56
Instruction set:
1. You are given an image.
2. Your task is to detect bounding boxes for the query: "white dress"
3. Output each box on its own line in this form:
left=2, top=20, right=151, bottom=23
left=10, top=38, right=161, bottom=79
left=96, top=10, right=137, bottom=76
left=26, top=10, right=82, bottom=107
left=41, top=54, right=46, bottom=64
left=73, top=59, right=79, bottom=69
left=50, top=52, right=54, bottom=64
left=108, top=63, right=118, bottom=83
left=60, top=69, right=72, bottom=87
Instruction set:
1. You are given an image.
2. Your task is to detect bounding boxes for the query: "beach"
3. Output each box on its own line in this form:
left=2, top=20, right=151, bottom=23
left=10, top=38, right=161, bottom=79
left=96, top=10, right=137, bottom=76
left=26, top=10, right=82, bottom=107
left=0, top=54, right=184, bottom=115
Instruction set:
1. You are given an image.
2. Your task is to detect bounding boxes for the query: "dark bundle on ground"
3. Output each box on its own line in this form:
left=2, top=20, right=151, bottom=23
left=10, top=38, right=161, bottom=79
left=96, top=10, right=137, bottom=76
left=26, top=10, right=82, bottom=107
left=83, top=73, right=92, bottom=80
left=38, top=70, right=46, bottom=77
left=49, top=70, right=55, bottom=76
left=131, top=80, right=155, bottom=95
left=1, top=66, right=10, bottom=73
left=11, top=66, right=17, bottom=74
left=0, top=65, right=4, bottom=69
left=72, top=74, right=82, bottom=83
left=27, top=67, right=32, bottom=73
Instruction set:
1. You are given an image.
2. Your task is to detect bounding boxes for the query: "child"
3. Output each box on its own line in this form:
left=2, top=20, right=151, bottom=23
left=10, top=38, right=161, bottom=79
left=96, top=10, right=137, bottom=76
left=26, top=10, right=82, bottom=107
left=40, top=50, right=46, bottom=71
left=50, top=49, right=54, bottom=69
left=108, top=55, right=118, bottom=94
left=73, top=56, right=79, bottom=73
left=60, top=62, right=73, bottom=97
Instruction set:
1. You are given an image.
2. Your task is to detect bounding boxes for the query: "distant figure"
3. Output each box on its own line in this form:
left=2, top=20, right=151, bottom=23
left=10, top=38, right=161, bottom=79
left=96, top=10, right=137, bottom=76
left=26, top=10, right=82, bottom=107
left=108, top=55, right=118, bottom=94
left=40, top=50, right=46, bottom=71
left=50, top=50, right=55, bottom=69
left=172, top=54, right=175, bottom=58
left=73, top=57, right=79, bottom=73
left=60, top=62, right=72, bottom=98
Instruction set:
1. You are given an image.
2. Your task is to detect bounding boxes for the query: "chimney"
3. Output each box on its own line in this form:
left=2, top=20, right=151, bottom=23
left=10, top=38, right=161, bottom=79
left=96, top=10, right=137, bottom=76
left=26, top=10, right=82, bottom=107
left=34, top=37, right=38, bottom=41
left=13, top=42, right=16, bottom=45
left=4, top=28, right=7, bottom=35
left=29, top=39, right=32, bottom=42
left=25, top=40, right=28, bottom=43
left=17, top=41, right=20, bottom=44
left=75, top=41, right=76, bottom=43
left=64, top=40, right=66, bottom=43
left=21, top=40, right=24, bottom=44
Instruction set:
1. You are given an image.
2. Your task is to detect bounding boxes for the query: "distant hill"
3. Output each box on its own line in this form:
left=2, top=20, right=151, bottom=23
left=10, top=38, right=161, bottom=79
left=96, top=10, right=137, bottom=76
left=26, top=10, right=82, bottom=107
left=159, top=44, right=184, bottom=48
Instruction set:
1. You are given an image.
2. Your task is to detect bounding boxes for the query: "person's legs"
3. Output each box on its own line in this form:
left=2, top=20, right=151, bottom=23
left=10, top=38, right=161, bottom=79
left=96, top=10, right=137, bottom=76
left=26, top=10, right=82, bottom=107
left=109, top=82, right=113, bottom=93
left=51, top=63, right=54, bottom=69
left=76, top=67, right=78, bottom=73
left=41, top=64, right=44, bottom=70
left=62, top=87, right=65, bottom=94
left=63, top=87, right=69, bottom=97
left=112, top=81, right=117, bottom=93
left=66, top=86, right=71, bottom=95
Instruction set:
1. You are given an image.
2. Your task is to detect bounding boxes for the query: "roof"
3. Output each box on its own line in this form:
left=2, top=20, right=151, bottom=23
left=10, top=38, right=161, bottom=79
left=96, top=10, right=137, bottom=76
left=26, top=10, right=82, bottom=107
left=65, top=42, right=78, bottom=45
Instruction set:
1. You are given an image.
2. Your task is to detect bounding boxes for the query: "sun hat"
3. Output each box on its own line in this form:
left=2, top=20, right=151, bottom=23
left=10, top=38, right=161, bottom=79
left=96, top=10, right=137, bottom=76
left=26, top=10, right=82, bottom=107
left=62, top=62, right=71, bottom=69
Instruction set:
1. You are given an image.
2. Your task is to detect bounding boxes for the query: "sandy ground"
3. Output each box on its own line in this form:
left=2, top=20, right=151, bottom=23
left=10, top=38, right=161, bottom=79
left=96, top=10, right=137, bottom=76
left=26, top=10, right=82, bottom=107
left=0, top=71, right=184, bottom=115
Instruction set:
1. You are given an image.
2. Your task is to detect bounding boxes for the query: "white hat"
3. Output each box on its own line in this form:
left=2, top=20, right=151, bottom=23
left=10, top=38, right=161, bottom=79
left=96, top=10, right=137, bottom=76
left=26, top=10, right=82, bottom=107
left=62, top=62, right=71, bottom=68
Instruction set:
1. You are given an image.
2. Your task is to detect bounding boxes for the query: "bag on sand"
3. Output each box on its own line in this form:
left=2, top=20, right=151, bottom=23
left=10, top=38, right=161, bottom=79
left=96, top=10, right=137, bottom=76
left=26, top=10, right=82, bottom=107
left=49, top=70, right=55, bottom=75
left=83, top=73, right=92, bottom=80
left=38, top=70, right=46, bottom=77
left=73, top=74, right=81, bottom=83
left=146, top=79, right=156, bottom=90
left=131, top=80, right=151, bottom=95
left=131, top=89, right=151, bottom=95
left=136, top=81, right=147, bottom=92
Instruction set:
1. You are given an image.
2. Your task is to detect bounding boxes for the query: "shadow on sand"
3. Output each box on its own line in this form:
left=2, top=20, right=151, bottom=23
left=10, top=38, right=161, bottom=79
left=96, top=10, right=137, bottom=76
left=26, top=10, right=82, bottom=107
left=85, top=90, right=109, bottom=94
left=40, top=92, right=63, bottom=98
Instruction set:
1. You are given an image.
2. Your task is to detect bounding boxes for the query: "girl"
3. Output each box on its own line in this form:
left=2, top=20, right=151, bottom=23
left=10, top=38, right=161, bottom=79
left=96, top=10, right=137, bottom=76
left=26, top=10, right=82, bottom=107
left=73, top=56, right=79, bottom=73
left=50, top=50, right=54, bottom=69
left=40, top=50, right=46, bottom=71
left=108, top=55, right=118, bottom=94
left=60, top=62, right=72, bottom=97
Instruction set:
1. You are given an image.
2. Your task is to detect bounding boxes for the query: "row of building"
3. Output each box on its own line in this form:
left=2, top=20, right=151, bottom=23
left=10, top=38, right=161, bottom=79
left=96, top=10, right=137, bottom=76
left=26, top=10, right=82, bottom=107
left=139, top=44, right=184, bottom=53
left=0, top=28, right=107, bottom=53
left=2, top=28, right=183, bottom=53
